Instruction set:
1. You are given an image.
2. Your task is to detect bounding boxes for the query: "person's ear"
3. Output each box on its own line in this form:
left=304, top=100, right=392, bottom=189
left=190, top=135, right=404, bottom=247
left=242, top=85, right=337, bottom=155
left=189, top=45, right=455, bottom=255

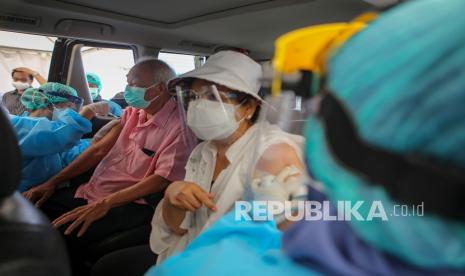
left=158, top=83, right=171, bottom=97
left=244, top=100, right=258, bottom=120
left=158, top=82, right=168, bottom=92
left=45, top=108, right=54, bottom=120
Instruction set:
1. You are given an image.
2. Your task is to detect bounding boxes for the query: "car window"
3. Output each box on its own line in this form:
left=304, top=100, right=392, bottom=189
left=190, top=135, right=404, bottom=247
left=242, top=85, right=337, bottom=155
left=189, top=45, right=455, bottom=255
left=81, top=47, right=135, bottom=100
left=0, top=30, right=55, bottom=94
left=158, top=52, right=205, bottom=75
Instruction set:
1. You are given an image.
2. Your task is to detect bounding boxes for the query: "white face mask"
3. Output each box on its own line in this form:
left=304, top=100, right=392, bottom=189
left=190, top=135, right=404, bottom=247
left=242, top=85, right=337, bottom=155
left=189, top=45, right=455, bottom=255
left=51, top=107, right=68, bottom=121
left=12, top=81, right=30, bottom=91
left=187, top=99, right=245, bottom=141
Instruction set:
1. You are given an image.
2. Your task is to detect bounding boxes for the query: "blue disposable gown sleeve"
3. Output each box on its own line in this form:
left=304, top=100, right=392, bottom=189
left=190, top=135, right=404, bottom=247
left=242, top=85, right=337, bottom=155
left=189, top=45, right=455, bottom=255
left=148, top=210, right=314, bottom=276
left=106, top=100, right=123, bottom=117
left=59, top=138, right=92, bottom=166
left=10, top=109, right=92, bottom=158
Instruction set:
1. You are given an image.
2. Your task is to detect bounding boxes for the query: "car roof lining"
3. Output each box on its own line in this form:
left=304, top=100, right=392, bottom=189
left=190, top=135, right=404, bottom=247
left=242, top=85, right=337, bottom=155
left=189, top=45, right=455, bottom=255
left=53, top=0, right=313, bottom=26
left=0, top=0, right=374, bottom=59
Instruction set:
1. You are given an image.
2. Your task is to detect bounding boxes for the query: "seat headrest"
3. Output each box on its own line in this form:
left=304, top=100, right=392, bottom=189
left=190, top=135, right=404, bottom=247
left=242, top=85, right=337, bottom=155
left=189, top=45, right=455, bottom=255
left=0, top=107, right=21, bottom=198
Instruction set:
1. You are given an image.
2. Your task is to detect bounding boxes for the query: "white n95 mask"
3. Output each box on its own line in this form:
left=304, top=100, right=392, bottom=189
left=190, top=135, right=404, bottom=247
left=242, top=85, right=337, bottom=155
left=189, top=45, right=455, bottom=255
left=52, top=107, right=68, bottom=121
left=187, top=99, right=243, bottom=141
left=12, top=81, right=31, bottom=91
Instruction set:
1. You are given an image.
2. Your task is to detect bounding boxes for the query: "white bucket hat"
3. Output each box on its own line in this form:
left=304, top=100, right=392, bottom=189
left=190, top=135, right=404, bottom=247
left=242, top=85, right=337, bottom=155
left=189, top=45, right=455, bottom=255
left=169, top=51, right=263, bottom=101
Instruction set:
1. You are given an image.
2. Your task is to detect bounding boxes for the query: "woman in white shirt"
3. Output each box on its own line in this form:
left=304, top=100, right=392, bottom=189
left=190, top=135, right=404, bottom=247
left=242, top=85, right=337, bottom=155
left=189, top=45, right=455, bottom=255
left=150, top=50, right=305, bottom=263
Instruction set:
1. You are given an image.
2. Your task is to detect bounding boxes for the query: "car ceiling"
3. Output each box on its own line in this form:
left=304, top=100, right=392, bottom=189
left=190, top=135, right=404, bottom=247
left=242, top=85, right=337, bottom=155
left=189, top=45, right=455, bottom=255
left=0, top=0, right=375, bottom=59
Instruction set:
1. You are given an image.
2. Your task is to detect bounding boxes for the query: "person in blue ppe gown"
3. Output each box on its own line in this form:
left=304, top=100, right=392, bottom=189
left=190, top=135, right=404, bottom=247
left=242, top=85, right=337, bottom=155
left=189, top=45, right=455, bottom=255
left=146, top=0, right=465, bottom=275
left=12, top=82, right=106, bottom=193
left=86, top=72, right=123, bottom=117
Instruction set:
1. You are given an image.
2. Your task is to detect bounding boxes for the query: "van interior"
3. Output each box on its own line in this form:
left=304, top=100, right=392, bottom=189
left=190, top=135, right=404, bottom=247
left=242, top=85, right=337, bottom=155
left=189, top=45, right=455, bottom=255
left=0, top=0, right=397, bottom=275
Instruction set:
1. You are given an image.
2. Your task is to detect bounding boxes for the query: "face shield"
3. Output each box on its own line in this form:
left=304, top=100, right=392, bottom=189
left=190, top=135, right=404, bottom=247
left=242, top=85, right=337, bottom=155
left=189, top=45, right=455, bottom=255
left=175, top=82, right=249, bottom=142
left=46, top=91, right=84, bottom=112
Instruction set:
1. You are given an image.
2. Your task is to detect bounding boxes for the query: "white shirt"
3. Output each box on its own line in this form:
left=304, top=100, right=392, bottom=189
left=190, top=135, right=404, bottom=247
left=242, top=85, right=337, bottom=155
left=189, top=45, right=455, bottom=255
left=150, top=122, right=304, bottom=263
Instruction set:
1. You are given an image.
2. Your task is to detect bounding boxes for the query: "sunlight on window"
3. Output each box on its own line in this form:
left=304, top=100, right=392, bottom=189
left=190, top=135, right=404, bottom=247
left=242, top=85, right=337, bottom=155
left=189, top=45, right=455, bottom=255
left=0, top=31, right=55, bottom=94
left=81, top=47, right=134, bottom=100
left=158, top=52, right=196, bottom=75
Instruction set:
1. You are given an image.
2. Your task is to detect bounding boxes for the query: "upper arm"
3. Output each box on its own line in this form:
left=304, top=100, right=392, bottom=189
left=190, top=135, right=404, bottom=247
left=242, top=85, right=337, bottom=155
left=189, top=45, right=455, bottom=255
left=93, top=122, right=123, bottom=157
left=93, top=119, right=121, bottom=142
left=254, top=143, right=304, bottom=176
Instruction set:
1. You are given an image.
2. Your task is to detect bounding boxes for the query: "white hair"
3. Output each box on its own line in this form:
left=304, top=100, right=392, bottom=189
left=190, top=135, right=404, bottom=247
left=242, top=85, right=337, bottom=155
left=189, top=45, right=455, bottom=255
left=135, top=57, right=176, bottom=84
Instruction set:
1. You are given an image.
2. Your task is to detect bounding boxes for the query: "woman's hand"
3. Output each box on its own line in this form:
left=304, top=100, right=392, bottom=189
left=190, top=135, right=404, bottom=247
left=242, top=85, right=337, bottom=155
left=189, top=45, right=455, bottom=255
left=85, top=102, right=110, bottom=116
left=79, top=106, right=96, bottom=120
left=165, top=181, right=217, bottom=212
left=79, top=102, right=110, bottom=120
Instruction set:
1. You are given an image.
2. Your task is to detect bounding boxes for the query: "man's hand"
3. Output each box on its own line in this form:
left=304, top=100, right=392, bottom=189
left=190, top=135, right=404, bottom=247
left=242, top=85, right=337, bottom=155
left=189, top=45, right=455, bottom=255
left=14, top=67, right=46, bottom=85
left=15, top=67, right=38, bottom=76
left=52, top=199, right=111, bottom=237
left=22, top=181, right=57, bottom=207
left=165, top=181, right=217, bottom=212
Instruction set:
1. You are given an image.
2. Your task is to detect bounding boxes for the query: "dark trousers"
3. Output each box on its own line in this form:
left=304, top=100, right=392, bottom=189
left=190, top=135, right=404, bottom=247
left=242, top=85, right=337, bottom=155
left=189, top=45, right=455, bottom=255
left=41, top=186, right=154, bottom=276
left=91, top=245, right=156, bottom=276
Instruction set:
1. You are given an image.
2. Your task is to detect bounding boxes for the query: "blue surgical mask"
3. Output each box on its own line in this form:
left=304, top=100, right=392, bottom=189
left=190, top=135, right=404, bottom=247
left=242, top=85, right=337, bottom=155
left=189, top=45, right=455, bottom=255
left=89, top=87, right=99, bottom=100
left=124, top=82, right=160, bottom=109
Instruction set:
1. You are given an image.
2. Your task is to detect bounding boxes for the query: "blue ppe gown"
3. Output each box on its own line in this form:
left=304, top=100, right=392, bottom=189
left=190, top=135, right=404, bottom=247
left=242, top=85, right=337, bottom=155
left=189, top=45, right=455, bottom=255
left=10, top=109, right=92, bottom=192
left=148, top=188, right=465, bottom=276
left=106, top=100, right=123, bottom=117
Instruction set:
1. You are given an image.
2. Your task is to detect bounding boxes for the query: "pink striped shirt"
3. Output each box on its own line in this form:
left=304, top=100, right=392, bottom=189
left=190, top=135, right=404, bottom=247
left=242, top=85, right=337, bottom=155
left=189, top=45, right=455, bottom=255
left=75, top=99, right=195, bottom=204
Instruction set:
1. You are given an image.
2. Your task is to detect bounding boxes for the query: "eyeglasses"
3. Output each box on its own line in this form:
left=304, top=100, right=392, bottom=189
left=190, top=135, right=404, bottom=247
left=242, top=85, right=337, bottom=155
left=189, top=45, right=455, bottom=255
left=46, top=91, right=84, bottom=111
left=179, top=85, right=240, bottom=102
left=46, top=91, right=84, bottom=106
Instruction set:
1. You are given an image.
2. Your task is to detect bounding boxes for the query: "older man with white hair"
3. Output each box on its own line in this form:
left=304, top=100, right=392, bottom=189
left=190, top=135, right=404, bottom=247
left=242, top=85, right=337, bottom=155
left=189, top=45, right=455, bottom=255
left=25, top=59, right=196, bottom=274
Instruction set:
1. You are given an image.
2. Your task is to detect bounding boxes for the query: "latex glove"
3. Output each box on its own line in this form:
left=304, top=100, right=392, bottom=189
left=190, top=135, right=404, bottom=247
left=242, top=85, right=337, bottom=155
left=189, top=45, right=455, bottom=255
left=250, top=166, right=307, bottom=223
left=251, top=166, right=305, bottom=201
left=86, top=102, right=110, bottom=116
